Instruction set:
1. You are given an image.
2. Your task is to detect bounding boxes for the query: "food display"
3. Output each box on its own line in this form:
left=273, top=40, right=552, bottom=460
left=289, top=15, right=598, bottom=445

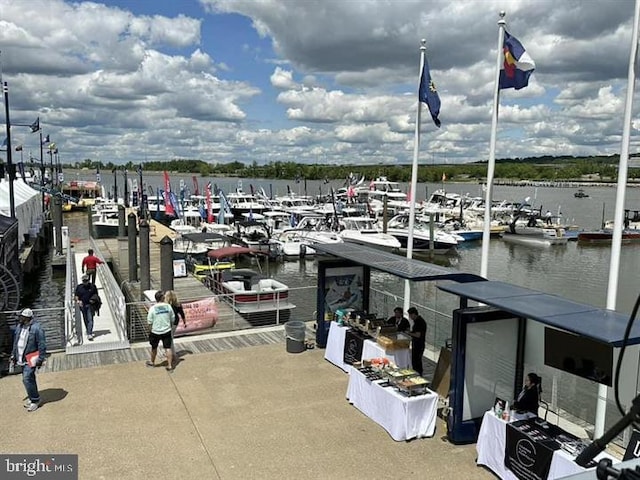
left=377, top=333, right=411, bottom=351
left=396, top=376, right=430, bottom=396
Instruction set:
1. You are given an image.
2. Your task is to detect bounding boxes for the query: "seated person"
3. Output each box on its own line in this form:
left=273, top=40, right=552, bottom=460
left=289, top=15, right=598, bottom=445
left=512, top=372, right=542, bottom=415
left=386, top=306, right=409, bottom=332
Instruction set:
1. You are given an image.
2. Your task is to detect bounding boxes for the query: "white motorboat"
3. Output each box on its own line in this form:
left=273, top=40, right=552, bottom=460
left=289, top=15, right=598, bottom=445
left=338, top=216, right=401, bottom=251
left=274, top=230, right=315, bottom=258
left=386, top=214, right=459, bottom=252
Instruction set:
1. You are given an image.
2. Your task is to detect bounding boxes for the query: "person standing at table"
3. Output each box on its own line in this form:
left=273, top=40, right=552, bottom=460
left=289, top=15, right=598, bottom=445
left=81, top=248, right=104, bottom=285
left=407, top=307, right=427, bottom=376
left=387, top=306, right=409, bottom=332
left=512, top=372, right=541, bottom=415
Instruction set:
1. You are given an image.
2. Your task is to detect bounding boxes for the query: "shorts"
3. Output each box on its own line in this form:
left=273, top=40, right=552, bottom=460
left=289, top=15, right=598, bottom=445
left=149, top=331, right=172, bottom=349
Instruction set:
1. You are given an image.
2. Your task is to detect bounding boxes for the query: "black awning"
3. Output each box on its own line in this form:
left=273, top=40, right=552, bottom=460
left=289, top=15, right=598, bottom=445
left=438, top=280, right=637, bottom=347
left=313, top=243, right=485, bottom=283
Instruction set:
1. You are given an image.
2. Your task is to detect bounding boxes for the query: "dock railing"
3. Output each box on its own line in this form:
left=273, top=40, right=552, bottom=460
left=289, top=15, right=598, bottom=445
left=90, top=238, right=128, bottom=342
left=64, top=239, right=82, bottom=346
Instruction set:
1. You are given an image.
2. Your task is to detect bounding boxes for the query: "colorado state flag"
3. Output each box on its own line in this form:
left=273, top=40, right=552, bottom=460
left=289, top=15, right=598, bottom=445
left=499, top=31, right=535, bottom=90
left=419, top=58, right=441, bottom=127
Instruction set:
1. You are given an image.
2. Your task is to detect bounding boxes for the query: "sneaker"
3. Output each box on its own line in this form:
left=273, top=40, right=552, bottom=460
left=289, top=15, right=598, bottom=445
left=145, top=361, right=154, bottom=368
left=23, top=400, right=32, bottom=408
left=165, top=367, right=174, bottom=373
left=88, top=334, right=94, bottom=341
left=26, top=402, right=39, bottom=412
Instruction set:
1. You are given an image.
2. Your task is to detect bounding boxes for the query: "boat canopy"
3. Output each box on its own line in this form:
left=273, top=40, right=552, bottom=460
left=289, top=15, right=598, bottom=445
left=207, top=246, right=260, bottom=259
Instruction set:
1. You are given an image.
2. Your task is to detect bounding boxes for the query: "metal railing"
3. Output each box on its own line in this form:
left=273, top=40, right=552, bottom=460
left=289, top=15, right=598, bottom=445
left=64, top=239, right=81, bottom=346
left=91, top=238, right=127, bottom=342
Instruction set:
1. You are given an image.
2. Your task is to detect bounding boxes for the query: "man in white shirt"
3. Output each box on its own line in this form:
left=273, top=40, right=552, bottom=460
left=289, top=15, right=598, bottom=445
left=146, top=291, right=176, bottom=372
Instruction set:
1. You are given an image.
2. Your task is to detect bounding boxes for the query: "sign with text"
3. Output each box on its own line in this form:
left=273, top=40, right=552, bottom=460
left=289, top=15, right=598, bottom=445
left=624, top=430, right=640, bottom=461
left=0, top=454, right=78, bottom=479
left=343, top=329, right=366, bottom=365
left=505, top=420, right=556, bottom=480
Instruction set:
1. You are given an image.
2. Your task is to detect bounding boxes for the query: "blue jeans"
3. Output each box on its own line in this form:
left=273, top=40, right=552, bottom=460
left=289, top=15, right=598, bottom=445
left=22, top=365, right=40, bottom=403
left=80, top=305, right=94, bottom=335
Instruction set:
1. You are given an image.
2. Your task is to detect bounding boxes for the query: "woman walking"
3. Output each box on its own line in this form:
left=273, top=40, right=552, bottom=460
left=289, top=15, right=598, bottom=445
left=164, top=290, right=186, bottom=360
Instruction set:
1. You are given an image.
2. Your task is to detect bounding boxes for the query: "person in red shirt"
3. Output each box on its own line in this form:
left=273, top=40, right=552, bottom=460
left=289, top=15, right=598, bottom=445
left=82, top=249, right=104, bottom=285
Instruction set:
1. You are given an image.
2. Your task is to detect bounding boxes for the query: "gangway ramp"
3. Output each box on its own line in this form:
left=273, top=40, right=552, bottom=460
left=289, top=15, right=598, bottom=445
left=65, top=246, right=130, bottom=354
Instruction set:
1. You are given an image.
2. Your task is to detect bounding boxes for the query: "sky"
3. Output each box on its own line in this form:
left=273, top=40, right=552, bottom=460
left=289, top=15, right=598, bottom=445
left=0, top=0, right=639, bottom=167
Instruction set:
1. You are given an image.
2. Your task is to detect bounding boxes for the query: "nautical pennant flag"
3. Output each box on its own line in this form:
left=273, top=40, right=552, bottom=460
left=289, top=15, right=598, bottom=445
left=30, top=117, right=40, bottom=133
left=163, top=171, right=175, bottom=216
left=96, top=167, right=101, bottom=183
left=42, top=134, right=49, bottom=144
left=418, top=57, right=441, bottom=127
left=499, top=31, right=535, bottom=90
left=205, top=182, right=213, bottom=223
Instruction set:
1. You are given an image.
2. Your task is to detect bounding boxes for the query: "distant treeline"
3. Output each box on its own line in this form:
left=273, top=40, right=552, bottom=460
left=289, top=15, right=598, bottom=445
left=67, top=153, right=640, bottom=183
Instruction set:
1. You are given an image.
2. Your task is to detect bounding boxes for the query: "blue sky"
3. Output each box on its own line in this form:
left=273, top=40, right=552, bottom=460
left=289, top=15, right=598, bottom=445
left=0, top=0, right=638, bottom=166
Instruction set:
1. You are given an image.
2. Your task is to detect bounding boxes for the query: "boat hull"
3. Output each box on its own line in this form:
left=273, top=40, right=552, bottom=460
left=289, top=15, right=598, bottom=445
left=577, top=230, right=640, bottom=243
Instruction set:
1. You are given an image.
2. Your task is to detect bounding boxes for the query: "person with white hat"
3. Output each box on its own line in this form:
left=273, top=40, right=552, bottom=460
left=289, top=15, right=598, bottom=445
left=10, top=308, right=47, bottom=412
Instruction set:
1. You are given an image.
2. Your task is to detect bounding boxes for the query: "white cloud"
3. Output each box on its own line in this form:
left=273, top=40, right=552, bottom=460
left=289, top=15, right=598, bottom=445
left=0, top=0, right=638, bottom=166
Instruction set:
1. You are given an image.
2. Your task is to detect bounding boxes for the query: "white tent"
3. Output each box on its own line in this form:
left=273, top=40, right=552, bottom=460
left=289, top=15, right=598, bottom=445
left=0, top=179, right=44, bottom=249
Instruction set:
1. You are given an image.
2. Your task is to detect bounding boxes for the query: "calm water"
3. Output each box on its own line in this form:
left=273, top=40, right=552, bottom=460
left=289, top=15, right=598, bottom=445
left=60, top=170, right=640, bottom=314
left=28, top=172, right=640, bottom=430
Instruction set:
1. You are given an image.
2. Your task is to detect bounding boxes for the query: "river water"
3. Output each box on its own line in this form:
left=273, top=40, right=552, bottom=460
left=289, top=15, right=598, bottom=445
left=34, top=171, right=640, bottom=431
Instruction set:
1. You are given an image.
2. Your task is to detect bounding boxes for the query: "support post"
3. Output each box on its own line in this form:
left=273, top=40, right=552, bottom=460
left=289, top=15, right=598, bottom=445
left=159, top=236, right=174, bottom=293
left=127, top=212, right=138, bottom=282
left=87, top=206, right=93, bottom=238
left=139, top=219, right=151, bottom=300
left=118, top=205, right=126, bottom=237
left=53, top=195, right=63, bottom=255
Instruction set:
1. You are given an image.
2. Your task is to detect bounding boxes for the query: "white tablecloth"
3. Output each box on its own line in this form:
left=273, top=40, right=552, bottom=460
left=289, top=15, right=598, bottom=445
left=361, top=339, right=411, bottom=369
left=476, top=411, right=616, bottom=479
left=346, top=366, right=438, bottom=441
left=324, top=322, right=351, bottom=372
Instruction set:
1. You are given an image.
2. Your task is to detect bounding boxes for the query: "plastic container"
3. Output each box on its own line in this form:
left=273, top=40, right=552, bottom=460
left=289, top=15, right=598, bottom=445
left=285, top=321, right=306, bottom=353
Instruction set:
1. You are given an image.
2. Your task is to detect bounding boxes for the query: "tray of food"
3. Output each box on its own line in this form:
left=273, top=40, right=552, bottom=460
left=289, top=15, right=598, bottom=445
left=395, top=376, right=430, bottom=396
left=384, top=368, right=418, bottom=383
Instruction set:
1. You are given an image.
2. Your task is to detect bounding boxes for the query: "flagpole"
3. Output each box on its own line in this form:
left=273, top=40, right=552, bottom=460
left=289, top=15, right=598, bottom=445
left=593, top=0, right=640, bottom=439
left=3, top=82, right=16, bottom=219
left=480, top=12, right=507, bottom=279
left=403, top=39, right=426, bottom=314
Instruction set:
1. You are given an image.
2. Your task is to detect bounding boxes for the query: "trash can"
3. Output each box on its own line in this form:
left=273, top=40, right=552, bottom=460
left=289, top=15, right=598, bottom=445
left=285, top=321, right=306, bottom=353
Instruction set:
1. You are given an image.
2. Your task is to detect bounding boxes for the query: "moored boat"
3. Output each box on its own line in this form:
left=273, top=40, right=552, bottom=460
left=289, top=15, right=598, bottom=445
left=207, top=266, right=295, bottom=325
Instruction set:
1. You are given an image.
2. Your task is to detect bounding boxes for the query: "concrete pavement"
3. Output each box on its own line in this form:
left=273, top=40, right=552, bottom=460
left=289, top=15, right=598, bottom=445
left=0, top=342, right=493, bottom=479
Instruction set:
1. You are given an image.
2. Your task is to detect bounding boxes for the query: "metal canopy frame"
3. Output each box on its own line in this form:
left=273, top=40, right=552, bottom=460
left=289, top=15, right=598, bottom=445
left=313, top=243, right=484, bottom=283
left=438, top=280, right=637, bottom=347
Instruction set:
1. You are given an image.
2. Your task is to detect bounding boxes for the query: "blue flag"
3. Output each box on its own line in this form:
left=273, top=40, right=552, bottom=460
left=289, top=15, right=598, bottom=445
left=499, top=31, right=535, bottom=90
left=418, top=58, right=441, bottom=127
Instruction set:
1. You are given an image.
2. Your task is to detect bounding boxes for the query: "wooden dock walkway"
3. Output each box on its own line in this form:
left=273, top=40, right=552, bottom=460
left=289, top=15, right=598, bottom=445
left=76, top=219, right=263, bottom=338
